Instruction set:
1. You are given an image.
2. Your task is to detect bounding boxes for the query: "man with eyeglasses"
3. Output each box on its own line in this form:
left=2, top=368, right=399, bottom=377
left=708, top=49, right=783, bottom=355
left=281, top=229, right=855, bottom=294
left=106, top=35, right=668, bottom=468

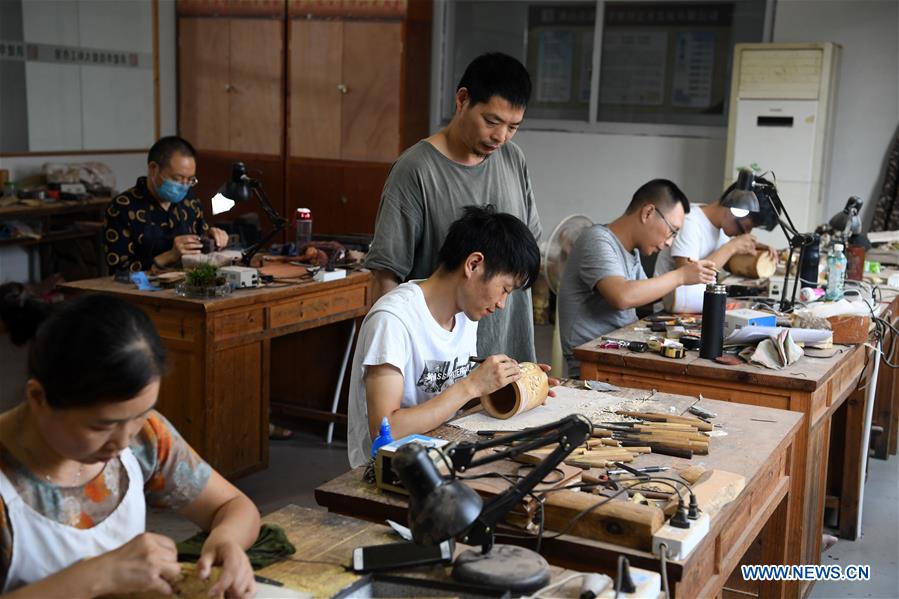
left=103, top=136, right=229, bottom=273
left=558, top=179, right=717, bottom=377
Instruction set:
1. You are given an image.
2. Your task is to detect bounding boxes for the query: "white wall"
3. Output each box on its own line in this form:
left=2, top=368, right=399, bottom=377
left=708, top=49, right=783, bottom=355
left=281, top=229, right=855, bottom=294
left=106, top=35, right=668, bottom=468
left=772, top=0, right=899, bottom=228
left=0, top=0, right=177, bottom=283
left=517, top=130, right=726, bottom=237
left=0, top=0, right=177, bottom=187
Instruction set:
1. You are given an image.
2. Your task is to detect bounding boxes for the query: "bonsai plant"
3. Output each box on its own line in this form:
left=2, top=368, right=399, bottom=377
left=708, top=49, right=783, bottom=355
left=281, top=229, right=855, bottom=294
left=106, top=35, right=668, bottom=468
left=176, top=263, right=230, bottom=298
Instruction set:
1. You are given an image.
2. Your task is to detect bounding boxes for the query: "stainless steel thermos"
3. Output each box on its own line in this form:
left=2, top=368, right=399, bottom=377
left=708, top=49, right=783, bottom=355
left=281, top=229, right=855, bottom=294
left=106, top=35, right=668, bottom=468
left=700, top=284, right=727, bottom=359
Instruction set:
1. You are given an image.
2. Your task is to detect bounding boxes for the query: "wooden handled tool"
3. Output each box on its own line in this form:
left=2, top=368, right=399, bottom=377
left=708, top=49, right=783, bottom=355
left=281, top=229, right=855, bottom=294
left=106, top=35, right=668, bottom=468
left=616, top=439, right=693, bottom=459
left=616, top=411, right=713, bottom=432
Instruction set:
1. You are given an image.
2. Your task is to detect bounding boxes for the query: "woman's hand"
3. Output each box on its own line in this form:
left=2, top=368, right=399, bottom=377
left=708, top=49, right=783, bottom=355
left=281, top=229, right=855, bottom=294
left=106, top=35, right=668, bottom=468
left=197, top=539, right=256, bottom=598
left=95, top=532, right=182, bottom=595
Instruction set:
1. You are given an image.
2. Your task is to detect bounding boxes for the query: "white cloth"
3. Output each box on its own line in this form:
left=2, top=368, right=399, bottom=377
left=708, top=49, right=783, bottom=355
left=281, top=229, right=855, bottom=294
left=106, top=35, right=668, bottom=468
left=654, top=205, right=729, bottom=312
left=0, top=448, right=146, bottom=592
left=347, top=281, right=478, bottom=468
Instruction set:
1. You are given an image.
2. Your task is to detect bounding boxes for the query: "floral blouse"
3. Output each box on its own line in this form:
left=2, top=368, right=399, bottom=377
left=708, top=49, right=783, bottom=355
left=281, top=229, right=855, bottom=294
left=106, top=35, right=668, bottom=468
left=0, top=411, right=211, bottom=589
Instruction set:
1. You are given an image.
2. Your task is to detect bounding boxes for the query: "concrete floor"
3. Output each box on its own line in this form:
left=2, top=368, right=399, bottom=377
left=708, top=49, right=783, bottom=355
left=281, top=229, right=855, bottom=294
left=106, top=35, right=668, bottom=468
left=147, top=324, right=899, bottom=597
left=812, top=456, right=899, bottom=599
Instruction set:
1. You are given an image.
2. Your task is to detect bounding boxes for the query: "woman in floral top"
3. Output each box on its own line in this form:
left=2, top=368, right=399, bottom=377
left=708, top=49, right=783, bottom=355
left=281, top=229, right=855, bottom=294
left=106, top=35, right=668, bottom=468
left=0, top=291, right=260, bottom=598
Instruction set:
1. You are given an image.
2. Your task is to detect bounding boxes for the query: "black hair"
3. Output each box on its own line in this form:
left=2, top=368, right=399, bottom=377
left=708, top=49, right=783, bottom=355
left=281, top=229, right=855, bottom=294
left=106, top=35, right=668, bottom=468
left=0, top=283, right=51, bottom=346
left=18, top=294, right=166, bottom=409
left=625, top=179, right=690, bottom=215
left=436, top=205, right=540, bottom=290
left=457, top=52, right=532, bottom=108
left=147, top=136, right=196, bottom=168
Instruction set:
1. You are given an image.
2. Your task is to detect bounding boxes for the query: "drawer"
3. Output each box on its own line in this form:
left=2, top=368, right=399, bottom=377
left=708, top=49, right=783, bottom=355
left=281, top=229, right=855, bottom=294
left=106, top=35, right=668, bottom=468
left=269, top=285, right=367, bottom=329
left=213, top=308, right=264, bottom=341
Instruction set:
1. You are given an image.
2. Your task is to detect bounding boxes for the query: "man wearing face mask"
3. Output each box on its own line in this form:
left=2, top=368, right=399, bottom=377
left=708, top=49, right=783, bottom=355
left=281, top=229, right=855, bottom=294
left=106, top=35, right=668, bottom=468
left=103, top=136, right=229, bottom=273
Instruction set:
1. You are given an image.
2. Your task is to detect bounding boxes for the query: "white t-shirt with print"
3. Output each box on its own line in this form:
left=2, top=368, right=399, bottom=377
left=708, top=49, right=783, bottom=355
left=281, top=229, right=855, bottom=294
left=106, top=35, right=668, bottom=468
left=346, top=281, right=478, bottom=468
left=654, top=205, right=730, bottom=311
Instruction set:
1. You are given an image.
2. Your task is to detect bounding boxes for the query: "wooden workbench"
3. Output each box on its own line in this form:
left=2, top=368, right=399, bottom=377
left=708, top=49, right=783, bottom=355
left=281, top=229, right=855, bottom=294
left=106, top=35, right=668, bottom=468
left=870, top=282, right=899, bottom=459
left=0, top=196, right=110, bottom=280
left=573, top=320, right=869, bottom=598
left=257, top=505, right=586, bottom=597
left=60, top=271, right=372, bottom=478
left=316, top=393, right=803, bottom=599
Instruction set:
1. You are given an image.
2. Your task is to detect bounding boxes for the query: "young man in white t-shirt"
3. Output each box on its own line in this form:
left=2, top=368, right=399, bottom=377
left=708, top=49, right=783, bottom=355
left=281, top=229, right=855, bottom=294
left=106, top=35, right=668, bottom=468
left=347, top=206, right=544, bottom=467
left=654, top=193, right=775, bottom=311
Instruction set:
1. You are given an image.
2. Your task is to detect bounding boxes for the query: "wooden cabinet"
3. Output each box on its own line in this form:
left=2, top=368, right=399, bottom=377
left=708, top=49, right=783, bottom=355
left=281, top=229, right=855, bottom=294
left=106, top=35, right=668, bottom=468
left=290, top=20, right=402, bottom=163
left=179, top=17, right=283, bottom=156
left=285, top=1, right=431, bottom=235
left=177, top=0, right=430, bottom=238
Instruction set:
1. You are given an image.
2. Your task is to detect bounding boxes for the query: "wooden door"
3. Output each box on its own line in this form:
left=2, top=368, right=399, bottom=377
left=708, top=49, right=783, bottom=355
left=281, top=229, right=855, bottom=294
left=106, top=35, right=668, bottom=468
left=178, top=17, right=230, bottom=151
left=341, top=22, right=402, bottom=162
left=289, top=19, right=343, bottom=160
left=229, top=18, right=283, bottom=156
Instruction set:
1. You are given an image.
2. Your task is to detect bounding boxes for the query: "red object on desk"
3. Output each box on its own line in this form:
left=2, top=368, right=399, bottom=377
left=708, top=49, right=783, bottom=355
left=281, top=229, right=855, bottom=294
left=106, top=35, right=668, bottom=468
left=845, top=245, right=866, bottom=281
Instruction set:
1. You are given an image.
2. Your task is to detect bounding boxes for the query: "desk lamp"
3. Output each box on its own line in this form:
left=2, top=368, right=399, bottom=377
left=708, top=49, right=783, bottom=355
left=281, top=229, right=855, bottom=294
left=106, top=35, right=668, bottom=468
left=211, top=162, right=287, bottom=266
left=721, top=168, right=815, bottom=310
left=391, top=414, right=592, bottom=594
left=828, top=196, right=870, bottom=249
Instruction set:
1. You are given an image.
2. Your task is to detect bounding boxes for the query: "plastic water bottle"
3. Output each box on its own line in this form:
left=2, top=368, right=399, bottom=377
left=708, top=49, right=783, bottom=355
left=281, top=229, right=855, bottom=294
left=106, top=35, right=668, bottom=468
left=825, top=243, right=847, bottom=301
left=370, top=417, right=393, bottom=459
left=295, top=208, right=312, bottom=246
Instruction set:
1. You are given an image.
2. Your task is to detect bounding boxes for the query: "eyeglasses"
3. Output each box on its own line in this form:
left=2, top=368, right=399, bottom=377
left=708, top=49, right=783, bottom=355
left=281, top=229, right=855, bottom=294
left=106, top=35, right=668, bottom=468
left=169, top=175, right=199, bottom=187
left=655, top=209, right=679, bottom=240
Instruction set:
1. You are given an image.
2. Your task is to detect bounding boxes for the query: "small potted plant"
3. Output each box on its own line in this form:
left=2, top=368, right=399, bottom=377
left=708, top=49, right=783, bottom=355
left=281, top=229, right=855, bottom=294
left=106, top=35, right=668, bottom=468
left=175, top=263, right=231, bottom=298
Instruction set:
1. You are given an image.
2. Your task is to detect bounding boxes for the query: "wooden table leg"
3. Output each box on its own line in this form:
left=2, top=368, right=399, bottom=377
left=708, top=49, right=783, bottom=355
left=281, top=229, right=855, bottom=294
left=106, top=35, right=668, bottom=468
left=838, top=385, right=866, bottom=539
left=759, top=492, right=791, bottom=599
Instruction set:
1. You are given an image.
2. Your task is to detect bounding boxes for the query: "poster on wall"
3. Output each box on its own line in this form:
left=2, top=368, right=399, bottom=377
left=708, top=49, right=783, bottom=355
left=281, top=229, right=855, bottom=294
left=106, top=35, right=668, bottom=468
left=536, top=30, right=574, bottom=103
left=599, top=31, right=667, bottom=106
left=671, top=31, right=716, bottom=108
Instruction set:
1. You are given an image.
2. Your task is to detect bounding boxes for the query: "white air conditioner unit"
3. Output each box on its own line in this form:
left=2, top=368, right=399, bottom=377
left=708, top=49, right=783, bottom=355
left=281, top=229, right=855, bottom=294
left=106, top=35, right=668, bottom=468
left=724, top=43, right=841, bottom=248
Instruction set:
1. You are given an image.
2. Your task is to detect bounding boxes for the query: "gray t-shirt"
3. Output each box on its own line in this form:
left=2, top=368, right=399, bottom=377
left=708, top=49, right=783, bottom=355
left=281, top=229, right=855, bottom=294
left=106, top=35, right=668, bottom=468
left=364, top=140, right=543, bottom=362
left=558, top=224, right=646, bottom=377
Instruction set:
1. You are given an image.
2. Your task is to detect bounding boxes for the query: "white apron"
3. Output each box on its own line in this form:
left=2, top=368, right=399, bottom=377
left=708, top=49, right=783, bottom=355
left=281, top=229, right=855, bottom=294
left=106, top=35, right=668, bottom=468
left=0, top=447, right=146, bottom=592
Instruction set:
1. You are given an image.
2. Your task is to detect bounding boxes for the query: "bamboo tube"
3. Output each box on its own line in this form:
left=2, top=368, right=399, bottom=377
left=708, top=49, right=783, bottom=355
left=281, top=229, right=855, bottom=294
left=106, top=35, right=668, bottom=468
left=726, top=252, right=777, bottom=279
left=481, top=362, right=549, bottom=419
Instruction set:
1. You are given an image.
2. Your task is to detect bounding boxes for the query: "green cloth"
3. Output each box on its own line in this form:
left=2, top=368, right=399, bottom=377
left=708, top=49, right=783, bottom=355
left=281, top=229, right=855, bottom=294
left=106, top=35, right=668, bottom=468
left=176, top=523, right=296, bottom=569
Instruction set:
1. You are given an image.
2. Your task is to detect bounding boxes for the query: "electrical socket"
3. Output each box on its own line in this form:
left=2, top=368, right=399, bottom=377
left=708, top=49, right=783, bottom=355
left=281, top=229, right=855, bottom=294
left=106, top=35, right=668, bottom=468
left=652, top=512, right=710, bottom=560
left=597, top=567, right=661, bottom=598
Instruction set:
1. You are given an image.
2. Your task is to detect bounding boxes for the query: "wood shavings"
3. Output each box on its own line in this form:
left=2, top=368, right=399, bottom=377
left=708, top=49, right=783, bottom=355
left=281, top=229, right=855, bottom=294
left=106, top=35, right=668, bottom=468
left=451, top=386, right=665, bottom=432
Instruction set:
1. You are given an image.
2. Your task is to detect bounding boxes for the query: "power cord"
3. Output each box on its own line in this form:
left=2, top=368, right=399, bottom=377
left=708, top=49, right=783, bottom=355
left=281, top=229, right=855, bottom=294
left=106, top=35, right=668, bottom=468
left=658, top=543, right=670, bottom=599
left=523, top=572, right=591, bottom=599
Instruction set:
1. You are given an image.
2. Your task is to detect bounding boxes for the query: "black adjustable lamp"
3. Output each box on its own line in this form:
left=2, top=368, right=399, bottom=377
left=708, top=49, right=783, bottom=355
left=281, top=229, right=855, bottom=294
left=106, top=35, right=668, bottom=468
left=721, top=168, right=815, bottom=310
left=828, top=196, right=871, bottom=249
left=211, top=162, right=287, bottom=266
left=391, top=414, right=592, bottom=594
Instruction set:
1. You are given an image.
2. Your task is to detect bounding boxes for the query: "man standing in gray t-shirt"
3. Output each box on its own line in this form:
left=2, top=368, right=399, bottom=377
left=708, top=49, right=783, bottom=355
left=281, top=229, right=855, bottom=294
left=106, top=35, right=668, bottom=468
left=364, top=53, right=542, bottom=362
left=559, top=180, right=717, bottom=377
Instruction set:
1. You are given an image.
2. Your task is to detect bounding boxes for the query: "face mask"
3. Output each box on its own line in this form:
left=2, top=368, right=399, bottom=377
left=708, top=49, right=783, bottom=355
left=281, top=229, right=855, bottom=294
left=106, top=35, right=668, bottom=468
left=156, top=178, right=190, bottom=204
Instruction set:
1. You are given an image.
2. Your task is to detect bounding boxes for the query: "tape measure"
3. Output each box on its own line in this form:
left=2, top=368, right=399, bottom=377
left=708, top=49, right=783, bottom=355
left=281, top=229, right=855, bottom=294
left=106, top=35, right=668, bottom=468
left=680, top=334, right=701, bottom=351
left=661, top=344, right=686, bottom=359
